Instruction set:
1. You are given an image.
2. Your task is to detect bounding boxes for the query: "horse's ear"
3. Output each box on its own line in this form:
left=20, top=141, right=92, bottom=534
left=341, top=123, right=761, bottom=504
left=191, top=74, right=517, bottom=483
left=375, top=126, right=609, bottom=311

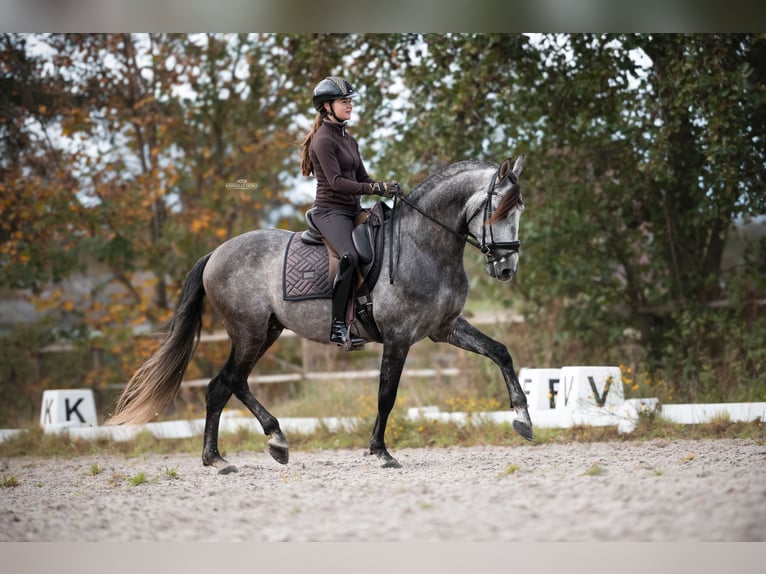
left=498, top=158, right=512, bottom=182
left=512, top=154, right=525, bottom=177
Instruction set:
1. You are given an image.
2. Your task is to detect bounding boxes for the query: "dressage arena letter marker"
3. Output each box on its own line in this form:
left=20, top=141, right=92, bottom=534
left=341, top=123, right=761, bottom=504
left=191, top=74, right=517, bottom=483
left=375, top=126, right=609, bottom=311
left=518, top=368, right=562, bottom=411
left=549, top=378, right=559, bottom=409
left=587, top=376, right=612, bottom=407
left=563, top=375, right=575, bottom=407
left=558, top=366, right=624, bottom=411
left=39, top=389, right=98, bottom=429
left=65, top=398, right=86, bottom=423
left=43, top=398, right=54, bottom=424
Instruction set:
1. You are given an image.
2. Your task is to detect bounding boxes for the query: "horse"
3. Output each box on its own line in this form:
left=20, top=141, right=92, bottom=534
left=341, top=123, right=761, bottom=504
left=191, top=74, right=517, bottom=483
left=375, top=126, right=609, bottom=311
left=108, top=155, right=532, bottom=472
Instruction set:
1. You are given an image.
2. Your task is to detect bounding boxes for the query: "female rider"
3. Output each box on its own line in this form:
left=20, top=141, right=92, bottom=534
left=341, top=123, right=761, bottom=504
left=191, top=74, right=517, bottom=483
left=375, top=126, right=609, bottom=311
left=299, top=76, right=400, bottom=349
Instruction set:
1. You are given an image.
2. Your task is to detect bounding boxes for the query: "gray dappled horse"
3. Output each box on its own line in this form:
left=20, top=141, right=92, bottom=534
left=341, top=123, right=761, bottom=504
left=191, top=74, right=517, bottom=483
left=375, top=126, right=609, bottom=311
left=109, top=156, right=532, bottom=471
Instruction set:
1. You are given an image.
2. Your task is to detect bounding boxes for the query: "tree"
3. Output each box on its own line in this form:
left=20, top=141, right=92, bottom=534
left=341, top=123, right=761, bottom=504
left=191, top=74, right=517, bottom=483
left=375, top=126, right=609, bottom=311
left=1, top=33, right=329, bottom=390
left=501, top=34, right=766, bottom=398
left=1, top=33, right=85, bottom=290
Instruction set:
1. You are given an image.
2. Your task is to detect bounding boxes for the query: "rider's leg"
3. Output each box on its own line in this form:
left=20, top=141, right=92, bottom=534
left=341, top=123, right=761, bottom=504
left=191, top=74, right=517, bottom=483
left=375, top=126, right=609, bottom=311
left=330, top=254, right=366, bottom=348
left=309, top=208, right=367, bottom=349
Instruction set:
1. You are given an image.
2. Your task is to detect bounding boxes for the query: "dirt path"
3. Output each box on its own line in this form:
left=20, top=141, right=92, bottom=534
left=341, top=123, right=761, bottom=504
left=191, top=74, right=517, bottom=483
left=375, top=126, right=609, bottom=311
left=2, top=439, right=765, bottom=541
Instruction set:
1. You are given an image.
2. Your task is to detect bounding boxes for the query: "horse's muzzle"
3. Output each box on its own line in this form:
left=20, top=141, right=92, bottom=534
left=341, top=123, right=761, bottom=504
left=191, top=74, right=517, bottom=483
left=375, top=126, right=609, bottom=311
left=486, top=256, right=518, bottom=282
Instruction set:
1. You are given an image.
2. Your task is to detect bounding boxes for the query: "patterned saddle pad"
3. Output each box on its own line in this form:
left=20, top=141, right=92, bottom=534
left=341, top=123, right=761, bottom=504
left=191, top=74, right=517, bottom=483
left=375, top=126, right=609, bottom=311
left=282, top=233, right=333, bottom=301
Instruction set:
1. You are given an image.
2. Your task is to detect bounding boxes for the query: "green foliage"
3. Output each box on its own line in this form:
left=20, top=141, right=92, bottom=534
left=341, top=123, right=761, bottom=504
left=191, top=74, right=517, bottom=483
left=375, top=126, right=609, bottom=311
left=0, top=324, right=51, bottom=426
left=0, top=426, right=201, bottom=458
left=341, top=33, right=765, bottom=399
left=641, top=267, right=766, bottom=403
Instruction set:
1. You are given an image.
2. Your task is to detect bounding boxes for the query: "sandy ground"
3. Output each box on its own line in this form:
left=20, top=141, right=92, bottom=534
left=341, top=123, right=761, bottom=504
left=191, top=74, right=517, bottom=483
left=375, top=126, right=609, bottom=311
left=1, top=439, right=765, bottom=542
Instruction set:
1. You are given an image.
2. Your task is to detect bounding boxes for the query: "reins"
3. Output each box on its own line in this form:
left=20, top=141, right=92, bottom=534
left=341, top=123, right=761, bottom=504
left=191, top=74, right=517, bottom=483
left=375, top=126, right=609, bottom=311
left=396, top=195, right=486, bottom=250
left=388, top=194, right=481, bottom=284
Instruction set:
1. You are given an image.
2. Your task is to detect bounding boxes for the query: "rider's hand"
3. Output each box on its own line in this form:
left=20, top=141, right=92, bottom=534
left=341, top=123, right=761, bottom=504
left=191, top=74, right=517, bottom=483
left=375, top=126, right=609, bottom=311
left=370, top=181, right=402, bottom=198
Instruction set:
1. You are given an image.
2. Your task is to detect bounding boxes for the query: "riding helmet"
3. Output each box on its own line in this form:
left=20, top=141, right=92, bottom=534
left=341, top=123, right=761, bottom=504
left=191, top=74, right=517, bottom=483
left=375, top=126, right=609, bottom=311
left=313, top=76, right=355, bottom=112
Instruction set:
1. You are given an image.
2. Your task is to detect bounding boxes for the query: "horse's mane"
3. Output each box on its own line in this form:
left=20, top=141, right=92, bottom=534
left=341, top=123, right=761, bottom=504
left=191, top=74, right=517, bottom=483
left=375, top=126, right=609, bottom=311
left=488, top=172, right=522, bottom=224
left=409, top=160, right=522, bottom=223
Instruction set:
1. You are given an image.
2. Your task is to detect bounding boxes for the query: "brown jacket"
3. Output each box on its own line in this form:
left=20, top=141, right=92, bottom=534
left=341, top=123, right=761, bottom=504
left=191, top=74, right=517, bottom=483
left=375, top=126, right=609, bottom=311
left=310, top=120, right=375, bottom=213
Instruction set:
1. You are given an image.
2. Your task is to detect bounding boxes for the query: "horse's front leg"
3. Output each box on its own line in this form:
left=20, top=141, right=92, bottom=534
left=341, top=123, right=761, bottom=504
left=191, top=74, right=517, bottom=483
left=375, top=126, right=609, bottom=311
left=369, top=341, right=411, bottom=468
left=431, top=315, right=533, bottom=441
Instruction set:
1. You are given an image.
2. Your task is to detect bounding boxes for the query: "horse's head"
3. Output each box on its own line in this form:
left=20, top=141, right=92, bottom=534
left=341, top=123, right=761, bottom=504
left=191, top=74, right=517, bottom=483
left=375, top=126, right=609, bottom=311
left=467, top=156, right=525, bottom=282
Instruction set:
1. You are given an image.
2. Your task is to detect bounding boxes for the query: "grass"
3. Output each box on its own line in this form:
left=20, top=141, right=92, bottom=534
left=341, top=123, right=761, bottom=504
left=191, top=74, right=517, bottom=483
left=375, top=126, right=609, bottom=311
left=1, top=475, right=19, bottom=488
left=0, top=412, right=763, bottom=460
left=501, top=463, right=520, bottom=476
left=128, top=471, right=149, bottom=486
left=164, top=465, right=180, bottom=480
left=0, top=427, right=201, bottom=459
left=582, top=463, right=606, bottom=476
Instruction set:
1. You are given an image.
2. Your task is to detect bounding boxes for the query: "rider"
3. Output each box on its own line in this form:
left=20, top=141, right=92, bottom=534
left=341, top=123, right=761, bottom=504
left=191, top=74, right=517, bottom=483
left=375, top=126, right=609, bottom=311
left=299, top=76, right=400, bottom=349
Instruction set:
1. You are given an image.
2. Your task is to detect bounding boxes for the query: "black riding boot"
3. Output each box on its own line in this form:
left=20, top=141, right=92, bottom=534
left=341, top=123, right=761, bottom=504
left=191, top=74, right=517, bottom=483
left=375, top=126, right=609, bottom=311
left=330, top=255, right=367, bottom=350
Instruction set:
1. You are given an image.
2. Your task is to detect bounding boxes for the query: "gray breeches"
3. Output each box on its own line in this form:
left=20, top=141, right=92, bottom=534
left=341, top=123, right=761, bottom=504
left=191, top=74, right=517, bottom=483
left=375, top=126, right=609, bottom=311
left=309, top=207, right=359, bottom=268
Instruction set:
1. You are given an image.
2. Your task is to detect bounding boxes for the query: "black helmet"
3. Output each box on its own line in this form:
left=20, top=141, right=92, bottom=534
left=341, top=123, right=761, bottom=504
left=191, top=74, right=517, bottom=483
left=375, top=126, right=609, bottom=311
left=312, top=76, right=355, bottom=113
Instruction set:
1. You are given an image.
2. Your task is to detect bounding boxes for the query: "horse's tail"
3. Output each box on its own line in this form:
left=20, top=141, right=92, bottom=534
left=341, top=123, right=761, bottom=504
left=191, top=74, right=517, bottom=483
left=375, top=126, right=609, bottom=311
left=107, top=253, right=212, bottom=425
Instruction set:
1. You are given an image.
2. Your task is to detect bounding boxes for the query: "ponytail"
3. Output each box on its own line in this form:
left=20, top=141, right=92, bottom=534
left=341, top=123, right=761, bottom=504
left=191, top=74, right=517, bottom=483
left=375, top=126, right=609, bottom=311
left=300, top=113, right=325, bottom=177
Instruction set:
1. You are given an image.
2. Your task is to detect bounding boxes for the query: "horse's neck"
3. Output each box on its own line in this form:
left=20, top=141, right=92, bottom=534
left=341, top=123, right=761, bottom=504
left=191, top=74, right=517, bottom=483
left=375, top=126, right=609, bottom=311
left=400, top=174, right=485, bottom=259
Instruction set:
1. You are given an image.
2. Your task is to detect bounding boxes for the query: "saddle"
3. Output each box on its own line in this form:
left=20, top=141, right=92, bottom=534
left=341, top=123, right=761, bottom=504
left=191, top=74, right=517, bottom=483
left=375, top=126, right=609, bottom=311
left=282, top=202, right=391, bottom=342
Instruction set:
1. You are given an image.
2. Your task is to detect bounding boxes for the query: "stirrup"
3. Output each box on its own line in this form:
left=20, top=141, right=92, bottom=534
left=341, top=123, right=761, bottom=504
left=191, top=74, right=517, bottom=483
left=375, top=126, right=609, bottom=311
left=330, top=320, right=367, bottom=351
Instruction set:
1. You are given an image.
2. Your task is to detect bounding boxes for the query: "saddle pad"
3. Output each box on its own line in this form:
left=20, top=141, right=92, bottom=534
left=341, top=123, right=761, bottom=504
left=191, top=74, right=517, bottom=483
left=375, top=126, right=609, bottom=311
left=282, top=232, right=332, bottom=301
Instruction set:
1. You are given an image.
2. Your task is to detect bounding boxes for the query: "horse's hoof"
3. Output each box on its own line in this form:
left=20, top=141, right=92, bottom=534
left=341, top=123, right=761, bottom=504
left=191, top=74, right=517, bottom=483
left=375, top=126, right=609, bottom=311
left=513, top=419, right=534, bottom=442
left=217, top=464, right=238, bottom=475
left=268, top=433, right=289, bottom=465
left=204, top=456, right=239, bottom=474
left=375, top=450, right=402, bottom=468
left=381, top=458, right=402, bottom=469
left=512, top=407, right=534, bottom=441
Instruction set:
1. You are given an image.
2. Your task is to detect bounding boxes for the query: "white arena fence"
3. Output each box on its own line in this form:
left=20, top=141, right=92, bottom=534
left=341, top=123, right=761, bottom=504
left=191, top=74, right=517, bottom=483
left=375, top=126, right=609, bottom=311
left=1, top=365, right=765, bottom=443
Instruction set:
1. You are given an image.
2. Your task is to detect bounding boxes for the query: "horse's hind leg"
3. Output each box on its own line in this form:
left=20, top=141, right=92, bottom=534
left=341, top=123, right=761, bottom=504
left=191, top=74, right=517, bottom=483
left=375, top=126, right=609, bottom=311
left=431, top=316, right=533, bottom=441
left=202, top=375, right=237, bottom=473
left=228, top=327, right=290, bottom=465
left=203, top=323, right=287, bottom=471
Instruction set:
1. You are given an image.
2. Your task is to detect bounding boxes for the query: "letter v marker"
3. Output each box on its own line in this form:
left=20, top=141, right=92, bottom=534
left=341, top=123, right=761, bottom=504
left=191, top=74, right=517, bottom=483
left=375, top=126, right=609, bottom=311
left=587, top=376, right=612, bottom=407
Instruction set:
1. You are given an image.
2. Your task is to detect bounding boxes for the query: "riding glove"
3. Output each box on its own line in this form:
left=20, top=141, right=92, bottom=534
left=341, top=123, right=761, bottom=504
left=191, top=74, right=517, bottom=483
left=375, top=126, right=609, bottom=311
left=370, top=181, right=402, bottom=198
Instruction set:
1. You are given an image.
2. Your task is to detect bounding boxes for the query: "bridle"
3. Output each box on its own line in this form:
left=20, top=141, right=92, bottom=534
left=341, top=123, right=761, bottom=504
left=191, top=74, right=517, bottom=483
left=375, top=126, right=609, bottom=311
left=465, top=169, right=522, bottom=264
left=389, top=167, right=522, bottom=283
